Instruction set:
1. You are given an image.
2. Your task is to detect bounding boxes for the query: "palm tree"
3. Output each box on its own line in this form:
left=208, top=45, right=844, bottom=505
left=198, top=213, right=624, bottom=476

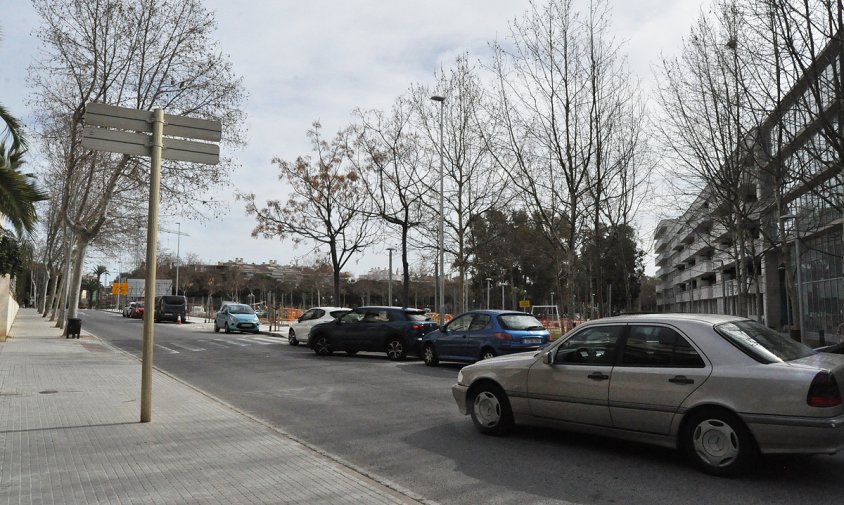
left=92, top=264, right=109, bottom=308
left=1, top=29, right=48, bottom=235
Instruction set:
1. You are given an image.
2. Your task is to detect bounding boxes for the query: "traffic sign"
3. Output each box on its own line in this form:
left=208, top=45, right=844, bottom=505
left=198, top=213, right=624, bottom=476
left=84, top=102, right=222, bottom=141
left=81, top=127, right=220, bottom=165
left=112, top=282, right=128, bottom=295
left=519, top=299, right=531, bottom=308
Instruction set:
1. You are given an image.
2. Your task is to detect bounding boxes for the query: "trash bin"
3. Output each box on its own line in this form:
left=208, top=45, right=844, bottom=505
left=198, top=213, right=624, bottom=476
left=67, top=318, right=82, bottom=339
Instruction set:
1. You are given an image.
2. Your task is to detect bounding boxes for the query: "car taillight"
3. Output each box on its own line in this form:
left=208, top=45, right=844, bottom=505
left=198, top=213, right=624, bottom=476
left=494, top=332, right=512, bottom=340
left=807, top=371, right=842, bottom=408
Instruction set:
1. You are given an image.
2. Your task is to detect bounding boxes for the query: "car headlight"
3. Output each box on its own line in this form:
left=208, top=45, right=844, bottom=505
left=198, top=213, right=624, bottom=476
left=457, top=369, right=464, bottom=384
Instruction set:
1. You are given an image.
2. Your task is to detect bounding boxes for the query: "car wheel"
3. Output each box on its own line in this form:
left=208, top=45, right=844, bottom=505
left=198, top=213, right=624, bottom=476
left=682, top=409, right=757, bottom=476
left=224, top=323, right=231, bottom=334
left=385, top=338, right=407, bottom=361
left=213, top=323, right=220, bottom=333
left=423, top=343, right=439, bottom=366
left=480, top=348, right=497, bottom=360
left=288, top=330, right=299, bottom=346
left=469, top=382, right=513, bottom=436
left=345, top=350, right=358, bottom=356
left=313, top=335, right=333, bottom=356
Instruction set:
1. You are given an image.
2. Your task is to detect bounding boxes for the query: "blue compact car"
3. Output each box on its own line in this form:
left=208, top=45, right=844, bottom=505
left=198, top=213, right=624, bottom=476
left=214, top=303, right=261, bottom=334
left=421, top=310, right=550, bottom=366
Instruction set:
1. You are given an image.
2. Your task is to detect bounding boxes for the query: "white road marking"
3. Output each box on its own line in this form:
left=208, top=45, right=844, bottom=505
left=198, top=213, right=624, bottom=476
left=212, top=338, right=248, bottom=346
left=236, top=337, right=269, bottom=345
left=155, top=344, right=179, bottom=354
left=251, top=336, right=283, bottom=344
left=167, top=342, right=206, bottom=352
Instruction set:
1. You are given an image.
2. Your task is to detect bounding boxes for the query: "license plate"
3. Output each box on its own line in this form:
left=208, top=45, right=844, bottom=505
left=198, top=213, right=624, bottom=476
left=522, top=338, right=542, bottom=344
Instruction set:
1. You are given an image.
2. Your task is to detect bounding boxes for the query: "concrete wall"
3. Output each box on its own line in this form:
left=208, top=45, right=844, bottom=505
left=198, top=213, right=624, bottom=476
left=0, top=274, right=20, bottom=341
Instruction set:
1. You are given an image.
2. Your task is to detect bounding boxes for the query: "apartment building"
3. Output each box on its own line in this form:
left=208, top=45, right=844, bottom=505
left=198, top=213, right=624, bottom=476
left=655, top=36, right=843, bottom=343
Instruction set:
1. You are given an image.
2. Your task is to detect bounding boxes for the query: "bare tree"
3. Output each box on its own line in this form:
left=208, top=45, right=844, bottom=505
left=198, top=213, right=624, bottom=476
left=351, top=97, right=430, bottom=307
left=482, top=0, right=645, bottom=316
left=28, top=0, right=246, bottom=330
left=240, top=122, right=376, bottom=303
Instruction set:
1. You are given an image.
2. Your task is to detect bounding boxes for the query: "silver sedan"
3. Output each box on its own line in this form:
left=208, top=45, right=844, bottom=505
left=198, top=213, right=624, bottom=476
left=452, top=313, right=844, bottom=476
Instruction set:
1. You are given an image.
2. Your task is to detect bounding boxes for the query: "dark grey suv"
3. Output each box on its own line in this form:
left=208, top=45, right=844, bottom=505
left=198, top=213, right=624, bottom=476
left=308, top=306, right=438, bottom=360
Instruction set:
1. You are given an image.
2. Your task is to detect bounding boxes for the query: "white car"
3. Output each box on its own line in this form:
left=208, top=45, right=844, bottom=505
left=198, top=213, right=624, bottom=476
left=288, top=306, right=350, bottom=346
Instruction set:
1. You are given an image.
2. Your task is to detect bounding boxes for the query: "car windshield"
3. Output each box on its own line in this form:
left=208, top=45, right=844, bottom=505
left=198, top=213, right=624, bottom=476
left=499, top=314, right=545, bottom=330
left=715, top=320, right=815, bottom=363
left=161, top=296, right=185, bottom=305
left=227, top=304, right=255, bottom=315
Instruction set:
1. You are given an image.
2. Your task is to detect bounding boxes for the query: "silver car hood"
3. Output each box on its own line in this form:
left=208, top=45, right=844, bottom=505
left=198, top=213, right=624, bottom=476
left=469, top=351, right=540, bottom=368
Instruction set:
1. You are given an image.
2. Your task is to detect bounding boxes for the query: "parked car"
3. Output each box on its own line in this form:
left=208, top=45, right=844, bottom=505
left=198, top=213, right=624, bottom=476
left=451, top=313, right=844, bottom=476
left=817, top=341, right=844, bottom=354
left=288, top=306, right=350, bottom=346
left=128, top=301, right=144, bottom=319
left=308, top=306, right=438, bottom=360
left=154, top=295, right=187, bottom=323
left=214, top=303, right=260, bottom=334
left=122, top=302, right=138, bottom=318
left=421, top=310, right=550, bottom=366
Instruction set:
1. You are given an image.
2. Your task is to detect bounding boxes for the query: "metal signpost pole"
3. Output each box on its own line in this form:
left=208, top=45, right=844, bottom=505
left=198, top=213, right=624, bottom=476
left=141, top=108, right=164, bottom=423
left=387, top=247, right=394, bottom=306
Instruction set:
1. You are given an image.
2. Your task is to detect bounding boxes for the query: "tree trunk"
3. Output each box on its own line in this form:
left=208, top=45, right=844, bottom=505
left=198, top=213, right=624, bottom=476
left=64, top=238, right=89, bottom=336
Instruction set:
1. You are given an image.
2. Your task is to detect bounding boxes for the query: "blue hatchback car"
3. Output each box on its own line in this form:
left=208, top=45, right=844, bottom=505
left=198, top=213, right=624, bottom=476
left=421, top=310, right=550, bottom=366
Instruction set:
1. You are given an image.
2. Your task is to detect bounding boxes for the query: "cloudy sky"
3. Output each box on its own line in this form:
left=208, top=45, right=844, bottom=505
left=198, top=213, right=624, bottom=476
left=2, top=0, right=705, bottom=277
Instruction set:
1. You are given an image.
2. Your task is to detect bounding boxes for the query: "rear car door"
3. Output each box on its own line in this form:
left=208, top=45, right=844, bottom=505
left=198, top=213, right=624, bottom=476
left=608, top=324, right=711, bottom=434
left=527, top=325, right=625, bottom=426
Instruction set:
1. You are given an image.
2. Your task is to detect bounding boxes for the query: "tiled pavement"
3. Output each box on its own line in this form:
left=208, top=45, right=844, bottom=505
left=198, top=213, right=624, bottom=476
left=0, top=309, right=428, bottom=504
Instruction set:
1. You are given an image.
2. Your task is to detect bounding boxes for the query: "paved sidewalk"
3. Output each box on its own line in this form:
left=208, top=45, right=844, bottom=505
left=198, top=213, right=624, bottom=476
left=0, top=309, right=425, bottom=504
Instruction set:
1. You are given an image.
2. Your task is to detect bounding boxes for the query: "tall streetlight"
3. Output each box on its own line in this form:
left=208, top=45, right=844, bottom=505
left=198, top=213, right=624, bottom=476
left=780, top=214, right=804, bottom=342
left=715, top=259, right=726, bottom=314
left=431, top=95, right=446, bottom=326
left=550, top=291, right=555, bottom=308
left=486, top=277, right=492, bottom=309
left=387, top=247, right=395, bottom=307
left=175, top=222, right=181, bottom=296
left=500, top=281, right=508, bottom=310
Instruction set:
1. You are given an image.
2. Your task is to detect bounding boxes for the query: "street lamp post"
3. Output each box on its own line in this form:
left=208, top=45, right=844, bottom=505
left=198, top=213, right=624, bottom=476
left=500, top=282, right=507, bottom=310
left=550, top=291, right=555, bottom=308
left=486, top=277, right=492, bottom=309
left=431, top=95, right=446, bottom=326
left=715, top=259, right=726, bottom=314
left=115, top=260, right=122, bottom=312
left=780, top=214, right=805, bottom=342
left=175, top=222, right=181, bottom=296
left=387, top=247, right=395, bottom=306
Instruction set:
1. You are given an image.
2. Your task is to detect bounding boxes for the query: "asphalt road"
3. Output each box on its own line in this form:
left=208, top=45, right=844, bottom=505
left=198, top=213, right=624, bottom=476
left=79, top=309, right=844, bottom=505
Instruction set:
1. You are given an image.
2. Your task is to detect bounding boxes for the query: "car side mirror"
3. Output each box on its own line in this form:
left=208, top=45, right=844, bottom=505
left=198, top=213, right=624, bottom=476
left=440, top=326, right=447, bottom=333
left=542, top=351, right=553, bottom=365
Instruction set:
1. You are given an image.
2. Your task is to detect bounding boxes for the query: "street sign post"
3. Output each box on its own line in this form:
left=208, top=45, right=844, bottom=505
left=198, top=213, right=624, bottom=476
left=82, top=102, right=221, bottom=423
